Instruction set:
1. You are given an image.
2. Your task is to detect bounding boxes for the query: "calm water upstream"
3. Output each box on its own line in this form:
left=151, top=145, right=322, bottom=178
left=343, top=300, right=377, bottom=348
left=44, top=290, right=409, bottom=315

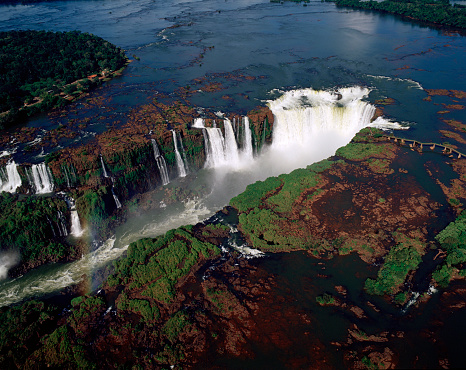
left=0, top=0, right=465, bottom=316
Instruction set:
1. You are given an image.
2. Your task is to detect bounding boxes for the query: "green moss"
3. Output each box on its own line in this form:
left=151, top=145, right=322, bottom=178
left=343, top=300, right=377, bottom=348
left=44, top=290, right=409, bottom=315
left=432, top=211, right=466, bottom=287
left=336, top=142, right=385, bottom=161
left=230, top=176, right=282, bottom=213
left=267, top=168, right=320, bottom=213
left=111, top=227, right=219, bottom=303
left=364, top=244, right=422, bottom=296
left=316, top=293, right=336, bottom=306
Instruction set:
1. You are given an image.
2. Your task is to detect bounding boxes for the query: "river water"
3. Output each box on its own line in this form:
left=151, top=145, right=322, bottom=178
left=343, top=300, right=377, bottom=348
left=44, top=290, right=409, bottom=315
left=0, top=0, right=465, bottom=307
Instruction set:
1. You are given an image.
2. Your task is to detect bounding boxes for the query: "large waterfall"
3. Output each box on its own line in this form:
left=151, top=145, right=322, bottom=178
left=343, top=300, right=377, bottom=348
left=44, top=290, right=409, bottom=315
left=151, top=139, right=170, bottom=185
left=195, top=117, right=254, bottom=170
left=172, top=130, right=187, bottom=178
left=269, top=86, right=375, bottom=149
left=0, top=161, right=22, bottom=193
left=26, top=163, right=54, bottom=194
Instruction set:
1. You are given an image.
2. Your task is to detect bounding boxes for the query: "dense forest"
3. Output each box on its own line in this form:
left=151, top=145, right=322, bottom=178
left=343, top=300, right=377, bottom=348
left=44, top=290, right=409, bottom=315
left=0, top=30, right=127, bottom=129
left=324, top=0, right=466, bottom=29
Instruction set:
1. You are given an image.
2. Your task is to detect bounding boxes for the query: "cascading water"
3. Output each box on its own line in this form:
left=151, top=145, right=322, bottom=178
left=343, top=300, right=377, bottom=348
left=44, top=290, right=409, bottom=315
left=151, top=139, right=170, bottom=185
left=66, top=196, right=84, bottom=237
left=26, top=163, right=54, bottom=194
left=177, top=130, right=189, bottom=174
left=57, top=211, right=68, bottom=237
left=195, top=117, right=254, bottom=170
left=241, top=116, right=253, bottom=161
left=204, top=127, right=226, bottom=168
left=269, top=87, right=375, bottom=149
left=172, top=130, right=187, bottom=178
left=111, top=186, right=122, bottom=209
left=100, top=156, right=109, bottom=178
left=0, top=161, right=22, bottom=193
left=223, top=118, right=240, bottom=167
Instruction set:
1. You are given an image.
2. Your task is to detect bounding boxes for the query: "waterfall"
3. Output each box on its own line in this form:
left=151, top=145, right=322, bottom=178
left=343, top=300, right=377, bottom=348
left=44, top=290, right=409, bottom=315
left=66, top=196, right=84, bottom=237
left=177, top=130, right=189, bottom=173
left=0, top=161, right=22, bottom=193
left=57, top=210, right=68, bottom=237
left=100, top=156, right=109, bottom=178
left=204, top=127, right=226, bottom=168
left=172, top=130, right=187, bottom=178
left=151, top=139, right=170, bottom=185
left=241, top=116, right=253, bottom=161
left=26, top=163, right=54, bottom=194
left=194, top=117, right=249, bottom=170
left=268, top=87, right=376, bottom=150
left=111, top=187, right=122, bottom=209
left=223, top=118, right=240, bottom=167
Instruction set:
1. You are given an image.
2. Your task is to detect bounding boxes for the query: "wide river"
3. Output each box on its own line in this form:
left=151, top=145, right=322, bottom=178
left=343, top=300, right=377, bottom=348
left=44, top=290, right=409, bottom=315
left=0, top=0, right=466, bottom=305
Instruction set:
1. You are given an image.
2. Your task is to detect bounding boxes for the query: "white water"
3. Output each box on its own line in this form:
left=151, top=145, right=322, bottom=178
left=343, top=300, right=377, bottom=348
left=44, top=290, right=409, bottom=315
left=223, top=118, right=240, bottom=167
left=0, top=161, right=22, bottom=193
left=241, top=116, right=254, bottom=161
left=27, top=163, right=54, bottom=194
left=111, top=187, right=122, bottom=209
left=205, top=127, right=227, bottom=168
left=100, top=156, right=109, bottom=178
left=172, top=130, right=187, bottom=177
left=0, top=86, right=408, bottom=307
left=67, top=196, right=84, bottom=237
left=197, top=116, right=254, bottom=170
left=151, top=139, right=170, bottom=185
left=57, top=211, right=68, bottom=237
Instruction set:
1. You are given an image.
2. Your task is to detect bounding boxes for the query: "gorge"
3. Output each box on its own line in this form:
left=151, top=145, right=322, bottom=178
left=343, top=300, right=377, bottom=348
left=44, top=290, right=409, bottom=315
left=0, top=0, right=466, bottom=368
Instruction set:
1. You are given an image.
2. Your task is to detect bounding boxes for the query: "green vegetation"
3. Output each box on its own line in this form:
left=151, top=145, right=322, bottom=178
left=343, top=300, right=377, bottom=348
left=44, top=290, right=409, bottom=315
left=324, top=0, right=466, bottom=29
left=432, top=211, right=466, bottom=287
left=336, top=142, right=385, bottom=161
left=0, top=192, right=70, bottom=264
left=230, top=176, right=282, bottom=213
left=267, top=169, right=320, bottom=213
left=76, top=187, right=111, bottom=226
left=110, top=226, right=220, bottom=303
left=0, top=300, right=59, bottom=368
left=316, top=293, right=336, bottom=306
left=0, top=30, right=127, bottom=129
left=117, top=292, right=160, bottom=322
left=365, top=243, right=422, bottom=295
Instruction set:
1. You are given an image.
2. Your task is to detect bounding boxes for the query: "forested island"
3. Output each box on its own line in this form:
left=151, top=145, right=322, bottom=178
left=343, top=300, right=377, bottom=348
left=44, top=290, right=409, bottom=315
left=0, top=30, right=128, bottom=129
left=323, top=0, right=466, bottom=29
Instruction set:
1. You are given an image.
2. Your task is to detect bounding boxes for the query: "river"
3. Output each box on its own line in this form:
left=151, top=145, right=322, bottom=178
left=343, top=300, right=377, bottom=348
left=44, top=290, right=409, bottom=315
left=0, top=0, right=465, bottom=306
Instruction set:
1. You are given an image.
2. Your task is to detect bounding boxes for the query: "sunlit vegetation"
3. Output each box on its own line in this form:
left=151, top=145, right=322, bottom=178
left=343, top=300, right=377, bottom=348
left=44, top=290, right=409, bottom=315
left=109, top=226, right=220, bottom=303
left=364, top=244, right=422, bottom=295
left=0, top=192, right=70, bottom=264
left=432, top=211, right=466, bottom=287
left=0, top=30, right=127, bottom=128
left=325, top=0, right=466, bottom=29
left=336, top=142, right=385, bottom=161
left=230, top=176, right=282, bottom=213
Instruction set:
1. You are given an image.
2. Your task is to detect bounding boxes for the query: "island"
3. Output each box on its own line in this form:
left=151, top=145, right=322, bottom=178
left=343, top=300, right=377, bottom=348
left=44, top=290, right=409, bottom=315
left=0, top=30, right=128, bottom=130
